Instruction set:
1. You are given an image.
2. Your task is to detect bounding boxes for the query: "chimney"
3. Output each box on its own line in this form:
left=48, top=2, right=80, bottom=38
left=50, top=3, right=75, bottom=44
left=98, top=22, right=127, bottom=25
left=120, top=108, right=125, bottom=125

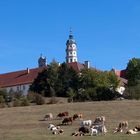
left=85, top=61, right=90, bottom=69
left=27, top=68, right=30, bottom=74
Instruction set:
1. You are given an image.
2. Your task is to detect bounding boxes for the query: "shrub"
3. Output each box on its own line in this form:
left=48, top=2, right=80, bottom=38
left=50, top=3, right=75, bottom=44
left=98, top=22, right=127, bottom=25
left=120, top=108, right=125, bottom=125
left=13, top=91, right=23, bottom=99
left=0, top=95, right=5, bottom=104
left=21, top=98, right=29, bottom=106
left=124, top=85, right=140, bottom=100
left=27, top=92, right=36, bottom=103
left=13, top=99, right=21, bottom=107
left=0, top=95, right=5, bottom=108
left=34, top=94, right=45, bottom=105
left=47, top=96, right=58, bottom=104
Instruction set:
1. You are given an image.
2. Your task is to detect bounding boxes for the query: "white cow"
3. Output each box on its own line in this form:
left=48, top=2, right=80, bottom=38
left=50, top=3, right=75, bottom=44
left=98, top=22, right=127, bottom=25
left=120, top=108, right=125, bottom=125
left=44, top=113, right=53, bottom=120
left=91, top=124, right=107, bottom=135
left=90, top=127, right=98, bottom=136
left=80, top=120, right=92, bottom=127
left=48, top=123, right=62, bottom=134
left=48, top=123, right=55, bottom=130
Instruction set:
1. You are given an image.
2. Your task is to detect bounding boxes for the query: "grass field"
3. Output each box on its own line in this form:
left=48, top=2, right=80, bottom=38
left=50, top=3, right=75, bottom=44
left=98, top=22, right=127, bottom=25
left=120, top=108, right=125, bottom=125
left=0, top=100, right=140, bottom=140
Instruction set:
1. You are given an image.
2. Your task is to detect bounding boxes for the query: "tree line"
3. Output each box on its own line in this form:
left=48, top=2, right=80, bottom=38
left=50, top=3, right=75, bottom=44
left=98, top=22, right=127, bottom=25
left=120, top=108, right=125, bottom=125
left=30, top=60, right=120, bottom=101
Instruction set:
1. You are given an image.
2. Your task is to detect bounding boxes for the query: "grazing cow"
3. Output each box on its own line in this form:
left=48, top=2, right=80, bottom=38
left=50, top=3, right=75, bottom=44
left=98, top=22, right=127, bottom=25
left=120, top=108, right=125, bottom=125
left=48, top=123, right=60, bottom=131
left=57, top=112, right=69, bottom=119
left=94, top=116, right=105, bottom=125
left=71, top=131, right=84, bottom=136
left=52, top=129, right=64, bottom=135
left=48, top=123, right=55, bottom=130
left=62, top=117, right=73, bottom=125
left=113, top=121, right=128, bottom=133
left=73, top=113, right=83, bottom=120
left=80, top=120, right=92, bottom=127
left=91, top=124, right=107, bottom=135
left=79, top=126, right=90, bottom=134
left=44, top=113, right=53, bottom=120
left=135, top=125, right=140, bottom=131
left=90, top=127, right=98, bottom=136
left=58, top=129, right=64, bottom=134
left=126, top=129, right=138, bottom=134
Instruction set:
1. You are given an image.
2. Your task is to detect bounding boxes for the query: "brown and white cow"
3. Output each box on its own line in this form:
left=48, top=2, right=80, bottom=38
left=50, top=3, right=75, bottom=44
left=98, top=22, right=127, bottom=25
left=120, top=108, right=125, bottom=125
left=79, top=126, right=90, bottom=134
left=73, top=113, right=83, bottom=120
left=135, top=125, right=140, bottom=131
left=94, top=116, right=106, bottom=125
left=71, top=131, right=84, bottom=136
left=62, top=117, right=73, bottom=125
left=114, top=121, right=128, bottom=133
left=57, top=112, right=69, bottom=119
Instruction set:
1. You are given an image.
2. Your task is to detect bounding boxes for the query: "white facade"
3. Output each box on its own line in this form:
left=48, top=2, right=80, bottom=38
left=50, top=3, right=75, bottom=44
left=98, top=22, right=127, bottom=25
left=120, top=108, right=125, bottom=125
left=4, top=84, right=30, bottom=95
left=66, top=32, right=78, bottom=63
left=116, top=86, right=125, bottom=95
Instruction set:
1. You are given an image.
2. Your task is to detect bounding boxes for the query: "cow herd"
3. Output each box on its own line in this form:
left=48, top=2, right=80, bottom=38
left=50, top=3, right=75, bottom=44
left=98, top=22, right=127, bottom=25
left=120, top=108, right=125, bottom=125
left=43, top=112, right=140, bottom=136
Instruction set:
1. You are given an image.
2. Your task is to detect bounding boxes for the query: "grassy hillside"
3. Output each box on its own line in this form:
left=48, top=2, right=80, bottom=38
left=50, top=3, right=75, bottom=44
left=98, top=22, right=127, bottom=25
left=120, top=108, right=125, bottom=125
left=0, top=100, right=140, bottom=140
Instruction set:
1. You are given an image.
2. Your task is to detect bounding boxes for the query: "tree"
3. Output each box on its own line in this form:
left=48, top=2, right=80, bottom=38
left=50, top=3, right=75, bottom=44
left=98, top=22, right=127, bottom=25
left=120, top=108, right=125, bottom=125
left=126, top=58, right=140, bottom=86
left=30, top=60, right=59, bottom=96
left=123, top=58, right=140, bottom=99
left=78, top=68, right=119, bottom=101
left=30, top=61, right=79, bottom=97
left=56, top=62, right=79, bottom=97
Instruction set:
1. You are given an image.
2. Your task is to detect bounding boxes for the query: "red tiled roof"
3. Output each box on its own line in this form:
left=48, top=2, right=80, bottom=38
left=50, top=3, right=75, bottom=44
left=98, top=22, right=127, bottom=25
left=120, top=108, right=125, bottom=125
left=67, top=62, right=85, bottom=72
left=0, top=67, right=46, bottom=88
left=0, top=62, right=85, bottom=88
left=114, top=69, right=126, bottom=79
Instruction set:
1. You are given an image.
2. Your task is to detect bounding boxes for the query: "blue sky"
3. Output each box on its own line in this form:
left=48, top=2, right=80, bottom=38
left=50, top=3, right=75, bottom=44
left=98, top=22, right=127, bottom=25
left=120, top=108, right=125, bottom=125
left=0, top=0, right=140, bottom=73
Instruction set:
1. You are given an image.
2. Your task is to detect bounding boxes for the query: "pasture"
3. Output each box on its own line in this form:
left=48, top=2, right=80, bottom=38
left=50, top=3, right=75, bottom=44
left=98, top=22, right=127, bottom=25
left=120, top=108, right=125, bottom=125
left=0, top=100, right=140, bottom=140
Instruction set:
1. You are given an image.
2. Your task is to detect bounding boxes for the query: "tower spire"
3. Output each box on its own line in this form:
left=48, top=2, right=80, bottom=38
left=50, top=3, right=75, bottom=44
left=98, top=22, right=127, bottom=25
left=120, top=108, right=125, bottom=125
left=38, top=54, right=47, bottom=67
left=66, top=30, right=77, bottom=63
left=69, top=27, right=73, bottom=39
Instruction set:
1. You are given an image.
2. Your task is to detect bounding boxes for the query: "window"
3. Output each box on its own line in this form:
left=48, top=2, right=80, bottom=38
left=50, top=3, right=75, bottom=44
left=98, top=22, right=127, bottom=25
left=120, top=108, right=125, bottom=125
left=70, top=59, right=72, bottom=62
left=17, top=86, right=19, bottom=91
left=23, top=85, right=25, bottom=90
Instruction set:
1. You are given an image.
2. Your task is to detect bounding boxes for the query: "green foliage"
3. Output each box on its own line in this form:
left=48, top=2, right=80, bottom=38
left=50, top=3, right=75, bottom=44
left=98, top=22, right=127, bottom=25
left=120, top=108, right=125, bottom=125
left=66, top=87, right=76, bottom=102
left=30, top=60, right=119, bottom=101
left=57, top=62, right=79, bottom=96
left=124, top=85, right=140, bottom=100
left=96, top=87, right=116, bottom=101
left=78, top=68, right=119, bottom=101
left=125, top=58, right=140, bottom=99
left=13, top=91, right=24, bottom=100
left=30, top=60, right=59, bottom=96
left=0, top=95, right=5, bottom=104
left=27, top=92, right=45, bottom=105
left=85, top=87, right=97, bottom=101
left=30, top=61, right=79, bottom=97
left=27, top=92, right=36, bottom=102
left=79, top=69, right=119, bottom=90
left=13, top=99, right=21, bottom=107
left=126, top=58, right=140, bottom=86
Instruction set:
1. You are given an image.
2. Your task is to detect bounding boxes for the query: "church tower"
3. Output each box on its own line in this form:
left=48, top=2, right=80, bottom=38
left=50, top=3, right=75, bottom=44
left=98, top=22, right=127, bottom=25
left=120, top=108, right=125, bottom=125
left=66, top=30, right=77, bottom=63
left=38, top=54, right=47, bottom=67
